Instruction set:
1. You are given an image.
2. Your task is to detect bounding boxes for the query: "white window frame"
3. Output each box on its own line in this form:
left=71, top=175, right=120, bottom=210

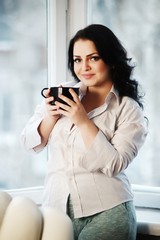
left=4, top=0, right=160, bottom=212
left=47, top=0, right=68, bottom=85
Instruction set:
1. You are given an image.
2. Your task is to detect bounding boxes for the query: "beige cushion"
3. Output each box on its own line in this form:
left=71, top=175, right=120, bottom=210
left=0, top=192, right=12, bottom=228
left=41, top=207, right=74, bottom=240
left=0, top=197, right=42, bottom=240
left=0, top=192, right=74, bottom=240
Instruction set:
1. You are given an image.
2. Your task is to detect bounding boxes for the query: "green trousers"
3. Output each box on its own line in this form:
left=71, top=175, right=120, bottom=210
left=67, top=197, right=137, bottom=240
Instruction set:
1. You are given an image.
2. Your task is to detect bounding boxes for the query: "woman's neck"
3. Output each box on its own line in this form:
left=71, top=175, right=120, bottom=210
left=87, top=81, right=113, bottom=100
left=81, top=81, right=113, bottom=113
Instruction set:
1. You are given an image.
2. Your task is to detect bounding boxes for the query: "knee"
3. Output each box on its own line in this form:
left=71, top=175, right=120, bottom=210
left=0, top=196, right=42, bottom=240
left=41, top=207, right=74, bottom=240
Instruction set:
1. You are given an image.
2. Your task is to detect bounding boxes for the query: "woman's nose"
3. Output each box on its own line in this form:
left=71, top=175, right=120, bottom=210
left=82, top=60, right=91, bottom=71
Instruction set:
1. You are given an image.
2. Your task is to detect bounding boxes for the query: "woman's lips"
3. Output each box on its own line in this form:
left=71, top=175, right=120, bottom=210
left=81, top=74, right=95, bottom=79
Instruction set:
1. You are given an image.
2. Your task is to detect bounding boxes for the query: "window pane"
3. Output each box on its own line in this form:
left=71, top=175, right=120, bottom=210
left=0, top=0, right=47, bottom=189
left=88, top=0, right=160, bottom=186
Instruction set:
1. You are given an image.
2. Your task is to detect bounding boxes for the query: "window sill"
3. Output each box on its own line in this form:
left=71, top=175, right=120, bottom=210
left=5, top=186, right=43, bottom=207
left=5, top=185, right=160, bottom=237
left=136, top=207, right=160, bottom=236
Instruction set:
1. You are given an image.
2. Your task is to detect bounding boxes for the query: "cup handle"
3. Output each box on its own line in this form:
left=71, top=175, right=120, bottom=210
left=41, top=88, right=49, bottom=98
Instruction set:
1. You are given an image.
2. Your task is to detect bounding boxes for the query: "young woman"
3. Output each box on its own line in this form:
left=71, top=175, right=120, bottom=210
left=21, top=24, right=147, bottom=240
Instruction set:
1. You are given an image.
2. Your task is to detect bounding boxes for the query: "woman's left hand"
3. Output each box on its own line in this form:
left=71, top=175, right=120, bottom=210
left=55, top=88, right=89, bottom=127
left=55, top=88, right=99, bottom=148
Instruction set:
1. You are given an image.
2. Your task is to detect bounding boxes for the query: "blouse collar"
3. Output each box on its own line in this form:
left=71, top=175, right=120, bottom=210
left=75, top=81, right=120, bottom=106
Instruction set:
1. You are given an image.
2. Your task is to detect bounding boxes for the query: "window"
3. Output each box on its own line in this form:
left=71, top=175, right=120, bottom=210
left=88, top=0, right=160, bottom=187
left=0, top=0, right=47, bottom=189
left=1, top=0, right=160, bottom=213
left=0, top=0, right=69, bottom=190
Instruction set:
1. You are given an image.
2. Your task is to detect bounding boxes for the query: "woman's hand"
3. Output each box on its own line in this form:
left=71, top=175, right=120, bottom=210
left=55, top=88, right=99, bottom=148
left=55, top=88, right=88, bottom=127
left=43, top=88, right=61, bottom=121
left=33, top=89, right=61, bottom=151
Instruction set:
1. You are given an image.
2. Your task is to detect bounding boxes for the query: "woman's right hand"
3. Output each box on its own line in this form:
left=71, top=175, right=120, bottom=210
left=44, top=89, right=61, bottom=121
left=34, top=89, right=61, bottom=151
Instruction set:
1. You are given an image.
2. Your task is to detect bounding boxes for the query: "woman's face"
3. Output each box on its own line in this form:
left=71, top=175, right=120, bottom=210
left=73, top=39, right=112, bottom=88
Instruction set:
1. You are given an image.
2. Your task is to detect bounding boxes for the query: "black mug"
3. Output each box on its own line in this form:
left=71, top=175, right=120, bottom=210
left=41, top=87, right=79, bottom=105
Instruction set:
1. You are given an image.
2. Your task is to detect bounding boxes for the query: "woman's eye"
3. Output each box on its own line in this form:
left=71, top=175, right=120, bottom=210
left=73, top=58, right=81, bottom=63
left=90, top=56, right=100, bottom=61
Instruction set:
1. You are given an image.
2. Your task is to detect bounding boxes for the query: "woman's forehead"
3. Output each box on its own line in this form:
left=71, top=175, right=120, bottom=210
left=73, top=39, right=98, bottom=56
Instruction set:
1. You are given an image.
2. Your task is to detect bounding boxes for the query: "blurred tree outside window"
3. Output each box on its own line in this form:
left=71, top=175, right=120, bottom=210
left=0, top=0, right=47, bottom=189
left=88, top=0, right=160, bottom=187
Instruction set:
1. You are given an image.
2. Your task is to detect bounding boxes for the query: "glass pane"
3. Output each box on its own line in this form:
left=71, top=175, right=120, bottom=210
left=88, top=0, right=160, bottom=186
left=0, top=0, right=47, bottom=189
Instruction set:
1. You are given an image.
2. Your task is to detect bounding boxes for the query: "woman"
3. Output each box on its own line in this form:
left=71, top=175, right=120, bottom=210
left=21, top=24, right=147, bottom=240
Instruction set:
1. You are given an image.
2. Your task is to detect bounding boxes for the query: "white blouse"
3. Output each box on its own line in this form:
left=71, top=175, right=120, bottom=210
left=21, top=81, right=147, bottom=218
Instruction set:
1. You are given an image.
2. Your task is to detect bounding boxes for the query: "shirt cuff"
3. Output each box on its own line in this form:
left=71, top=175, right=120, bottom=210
left=21, top=117, right=43, bottom=152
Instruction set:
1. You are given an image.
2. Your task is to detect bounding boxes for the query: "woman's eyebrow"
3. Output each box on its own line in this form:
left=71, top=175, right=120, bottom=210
left=73, top=52, right=98, bottom=57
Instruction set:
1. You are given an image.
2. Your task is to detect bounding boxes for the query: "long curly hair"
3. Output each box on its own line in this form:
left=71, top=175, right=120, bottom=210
left=68, top=24, right=144, bottom=109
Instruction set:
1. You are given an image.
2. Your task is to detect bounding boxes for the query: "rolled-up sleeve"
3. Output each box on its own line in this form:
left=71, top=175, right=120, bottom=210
left=21, top=102, right=46, bottom=152
left=81, top=102, right=148, bottom=177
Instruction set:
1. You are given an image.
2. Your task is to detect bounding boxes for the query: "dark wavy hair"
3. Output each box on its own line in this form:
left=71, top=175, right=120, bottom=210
left=68, top=24, right=144, bottom=109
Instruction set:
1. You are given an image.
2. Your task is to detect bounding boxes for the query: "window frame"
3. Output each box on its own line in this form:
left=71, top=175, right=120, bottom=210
left=4, top=0, right=160, bottom=211
left=47, top=0, right=68, bottom=86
